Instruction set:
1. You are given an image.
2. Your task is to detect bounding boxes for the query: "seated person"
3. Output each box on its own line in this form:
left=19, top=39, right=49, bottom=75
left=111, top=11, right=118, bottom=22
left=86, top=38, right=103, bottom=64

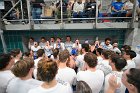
left=73, top=0, right=84, bottom=22
left=84, top=0, right=96, bottom=18
left=124, top=0, right=133, bottom=17
left=111, top=0, right=126, bottom=21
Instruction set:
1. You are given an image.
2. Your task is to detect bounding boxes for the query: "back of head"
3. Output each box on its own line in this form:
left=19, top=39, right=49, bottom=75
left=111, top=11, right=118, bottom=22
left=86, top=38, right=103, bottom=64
left=102, top=50, right=111, bottom=59
left=52, top=48, right=59, bottom=58
left=110, top=54, right=127, bottom=71
left=0, top=53, right=12, bottom=70
left=82, top=43, right=90, bottom=52
left=37, top=49, right=45, bottom=57
left=11, top=58, right=34, bottom=77
left=126, top=68, right=140, bottom=93
left=37, top=59, right=58, bottom=82
left=76, top=81, right=92, bottom=93
left=105, top=38, right=111, bottom=42
left=96, top=48, right=103, bottom=55
left=10, top=49, right=21, bottom=58
left=84, top=52, right=97, bottom=68
left=59, top=49, right=70, bottom=63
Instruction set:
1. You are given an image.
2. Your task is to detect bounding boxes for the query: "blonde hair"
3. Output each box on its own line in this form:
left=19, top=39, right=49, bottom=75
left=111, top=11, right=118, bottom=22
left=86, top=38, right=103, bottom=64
left=11, top=58, right=34, bottom=77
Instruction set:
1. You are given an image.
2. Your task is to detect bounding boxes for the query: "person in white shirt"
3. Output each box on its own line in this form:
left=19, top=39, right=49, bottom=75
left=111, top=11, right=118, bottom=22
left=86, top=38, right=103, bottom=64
left=0, top=53, right=15, bottom=93
left=50, top=48, right=59, bottom=62
left=33, top=49, right=45, bottom=79
left=123, top=50, right=136, bottom=70
left=75, top=43, right=89, bottom=72
left=64, top=36, right=73, bottom=54
left=96, top=48, right=103, bottom=64
left=100, top=38, right=113, bottom=50
left=31, top=42, right=41, bottom=60
left=112, top=42, right=121, bottom=55
left=104, top=54, right=127, bottom=93
left=77, top=52, right=104, bottom=93
left=97, top=50, right=112, bottom=76
left=10, top=49, right=22, bottom=63
left=39, top=37, right=46, bottom=49
left=133, top=53, right=140, bottom=68
left=49, top=37, right=55, bottom=47
left=28, top=37, right=35, bottom=50
left=44, top=41, right=53, bottom=58
left=72, top=39, right=81, bottom=53
left=54, top=37, right=65, bottom=51
left=123, top=0, right=133, bottom=17
left=7, top=58, right=42, bottom=93
left=56, top=50, right=76, bottom=86
left=28, top=59, right=73, bottom=93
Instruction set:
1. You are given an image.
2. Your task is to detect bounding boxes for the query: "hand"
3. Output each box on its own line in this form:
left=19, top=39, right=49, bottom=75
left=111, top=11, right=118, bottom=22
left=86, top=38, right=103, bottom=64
left=40, top=3, right=45, bottom=7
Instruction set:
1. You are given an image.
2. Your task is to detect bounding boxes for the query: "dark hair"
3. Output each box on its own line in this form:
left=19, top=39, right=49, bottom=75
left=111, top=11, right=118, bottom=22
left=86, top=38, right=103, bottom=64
left=37, top=49, right=45, bottom=57
left=84, top=52, right=97, bottom=68
left=121, top=45, right=131, bottom=51
left=125, top=50, right=136, bottom=59
left=110, top=55, right=127, bottom=71
left=66, top=35, right=71, bottom=40
left=0, top=53, right=12, bottom=70
left=102, top=50, right=111, bottom=59
left=11, top=58, right=34, bottom=77
left=105, top=38, right=111, bottom=42
left=41, top=37, right=46, bottom=40
left=52, top=48, right=59, bottom=59
left=59, top=50, right=70, bottom=63
left=126, top=68, right=140, bottom=93
left=23, top=52, right=30, bottom=57
left=96, top=48, right=103, bottom=55
left=37, top=59, right=58, bottom=82
left=57, top=37, right=61, bottom=40
left=29, top=37, right=34, bottom=41
left=10, top=49, right=21, bottom=57
left=82, top=43, right=90, bottom=52
left=76, top=81, right=92, bottom=93
left=51, top=37, right=55, bottom=40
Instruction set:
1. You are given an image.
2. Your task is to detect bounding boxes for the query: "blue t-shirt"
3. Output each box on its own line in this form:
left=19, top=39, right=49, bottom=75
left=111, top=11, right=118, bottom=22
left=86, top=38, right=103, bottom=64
left=112, top=2, right=124, bottom=11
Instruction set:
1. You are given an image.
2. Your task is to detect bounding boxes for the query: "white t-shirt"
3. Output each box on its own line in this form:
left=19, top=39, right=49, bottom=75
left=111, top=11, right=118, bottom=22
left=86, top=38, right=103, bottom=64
left=39, top=42, right=46, bottom=49
left=34, top=57, right=43, bottom=69
left=77, top=70, right=104, bottom=93
left=6, top=78, right=43, bottom=93
left=44, top=46, right=53, bottom=56
left=54, top=43, right=65, bottom=51
left=64, top=41, right=73, bottom=54
left=100, top=42, right=113, bottom=50
left=0, top=70, right=15, bottom=93
left=72, top=43, right=81, bottom=50
left=104, top=71, right=126, bottom=93
left=133, top=53, right=140, bottom=68
left=112, top=47, right=121, bottom=54
left=31, top=46, right=41, bottom=57
left=28, top=82, right=73, bottom=93
left=97, top=56, right=103, bottom=64
left=75, top=54, right=85, bottom=72
left=123, top=60, right=136, bottom=70
left=56, top=67, right=76, bottom=85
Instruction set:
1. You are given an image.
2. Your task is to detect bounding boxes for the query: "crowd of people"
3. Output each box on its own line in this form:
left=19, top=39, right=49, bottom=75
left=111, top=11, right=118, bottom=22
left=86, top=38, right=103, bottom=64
left=1, top=0, right=140, bottom=24
left=0, top=36, right=140, bottom=93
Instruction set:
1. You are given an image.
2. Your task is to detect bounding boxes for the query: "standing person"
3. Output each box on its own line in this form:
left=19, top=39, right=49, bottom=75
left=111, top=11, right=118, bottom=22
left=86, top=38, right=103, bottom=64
left=0, top=53, right=15, bottom=93
left=54, top=37, right=65, bottom=51
left=123, top=50, right=136, bottom=70
left=106, top=68, right=140, bottom=93
left=112, top=41, right=121, bottom=54
left=65, top=36, right=73, bottom=54
left=6, top=58, right=42, bottom=93
left=39, top=37, right=46, bottom=49
left=49, top=37, right=55, bottom=48
left=10, top=49, right=22, bottom=63
left=72, top=39, right=82, bottom=53
left=77, top=52, right=104, bottom=93
left=100, top=38, right=113, bottom=50
left=31, top=42, right=41, bottom=60
left=28, top=37, right=35, bottom=50
left=56, top=50, right=76, bottom=86
left=44, top=41, right=53, bottom=58
left=50, top=48, right=59, bottom=62
left=96, top=48, right=103, bottom=64
left=28, top=59, right=73, bottom=93
left=104, top=55, right=127, bottom=93
left=75, top=43, right=89, bottom=72
left=76, top=81, right=92, bottom=93
left=31, top=0, right=45, bottom=24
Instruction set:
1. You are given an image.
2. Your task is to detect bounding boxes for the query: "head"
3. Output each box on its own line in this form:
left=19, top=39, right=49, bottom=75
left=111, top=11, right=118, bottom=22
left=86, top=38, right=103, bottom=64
left=66, top=36, right=71, bottom=42
left=76, top=81, right=92, bottom=93
left=46, top=41, right=50, bottom=46
left=105, top=38, right=111, bottom=46
left=0, top=53, right=14, bottom=70
left=84, top=52, right=97, bottom=68
left=50, top=37, right=55, bottom=42
left=101, top=50, right=111, bottom=60
left=96, top=48, right=103, bottom=56
left=37, top=49, right=45, bottom=58
left=59, top=50, right=70, bottom=63
left=37, top=59, right=58, bottom=83
left=122, top=68, right=140, bottom=93
left=109, top=54, right=127, bottom=71
left=52, top=48, right=59, bottom=59
left=23, top=52, right=31, bottom=59
left=10, top=49, right=22, bottom=59
left=29, top=37, right=34, bottom=43
left=113, top=41, right=118, bottom=48
left=11, top=58, right=34, bottom=78
left=82, top=43, right=90, bottom=52
left=123, top=50, right=136, bottom=60
left=34, top=42, right=39, bottom=47
left=121, top=45, right=131, bottom=52
left=56, top=37, right=61, bottom=43
left=40, top=37, right=46, bottom=43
